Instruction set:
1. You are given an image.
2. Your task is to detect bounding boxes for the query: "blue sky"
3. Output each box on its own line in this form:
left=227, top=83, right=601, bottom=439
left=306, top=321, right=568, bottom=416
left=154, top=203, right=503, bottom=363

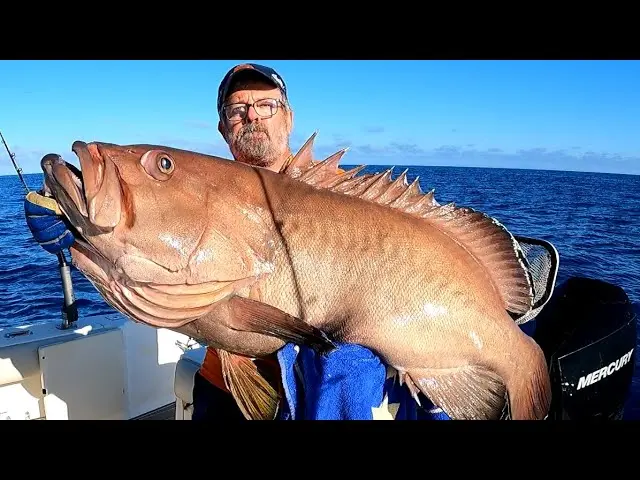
left=1, top=59, right=640, bottom=176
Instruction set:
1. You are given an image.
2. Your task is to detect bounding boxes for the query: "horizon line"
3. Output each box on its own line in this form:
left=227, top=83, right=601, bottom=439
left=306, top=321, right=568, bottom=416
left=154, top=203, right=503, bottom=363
left=1, top=163, right=638, bottom=178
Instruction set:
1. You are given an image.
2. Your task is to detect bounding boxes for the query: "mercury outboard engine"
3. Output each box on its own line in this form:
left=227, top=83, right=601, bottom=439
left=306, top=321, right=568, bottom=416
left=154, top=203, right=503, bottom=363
left=532, top=276, right=637, bottom=420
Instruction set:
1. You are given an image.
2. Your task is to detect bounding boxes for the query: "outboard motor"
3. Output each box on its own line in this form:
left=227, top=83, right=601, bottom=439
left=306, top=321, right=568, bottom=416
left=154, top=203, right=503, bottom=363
left=532, top=276, right=637, bottom=420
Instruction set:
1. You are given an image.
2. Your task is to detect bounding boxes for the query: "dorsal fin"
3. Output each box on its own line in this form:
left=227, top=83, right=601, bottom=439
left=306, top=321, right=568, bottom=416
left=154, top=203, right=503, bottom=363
left=282, top=131, right=318, bottom=178
left=282, top=133, right=535, bottom=316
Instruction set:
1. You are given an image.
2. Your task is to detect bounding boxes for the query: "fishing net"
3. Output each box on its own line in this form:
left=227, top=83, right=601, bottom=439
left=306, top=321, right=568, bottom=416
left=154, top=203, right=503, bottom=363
left=500, top=236, right=560, bottom=421
left=512, top=235, right=560, bottom=325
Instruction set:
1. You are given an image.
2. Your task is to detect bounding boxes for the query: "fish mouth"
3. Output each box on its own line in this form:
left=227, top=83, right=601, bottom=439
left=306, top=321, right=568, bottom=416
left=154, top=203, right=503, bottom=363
left=41, top=140, right=122, bottom=234
left=40, top=152, right=89, bottom=240
left=70, top=140, right=106, bottom=209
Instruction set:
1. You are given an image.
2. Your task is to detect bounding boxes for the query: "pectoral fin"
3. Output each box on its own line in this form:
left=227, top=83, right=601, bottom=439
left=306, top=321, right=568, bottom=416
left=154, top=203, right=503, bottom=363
left=227, top=296, right=336, bottom=354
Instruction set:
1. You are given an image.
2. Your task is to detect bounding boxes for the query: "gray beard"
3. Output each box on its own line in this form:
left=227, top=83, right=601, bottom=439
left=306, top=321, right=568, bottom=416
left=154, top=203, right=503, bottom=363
left=235, top=138, right=274, bottom=167
left=231, top=124, right=286, bottom=167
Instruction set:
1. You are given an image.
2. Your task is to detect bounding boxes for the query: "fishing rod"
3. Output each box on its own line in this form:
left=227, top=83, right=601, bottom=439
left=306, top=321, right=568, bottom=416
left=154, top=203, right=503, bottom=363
left=1, top=131, right=78, bottom=330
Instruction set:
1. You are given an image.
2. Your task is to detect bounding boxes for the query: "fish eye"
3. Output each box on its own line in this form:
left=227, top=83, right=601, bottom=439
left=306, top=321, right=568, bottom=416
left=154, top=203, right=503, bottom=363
left=140, top=149, right=175, bottom=181
left=158, top=156, right=174, bottom=173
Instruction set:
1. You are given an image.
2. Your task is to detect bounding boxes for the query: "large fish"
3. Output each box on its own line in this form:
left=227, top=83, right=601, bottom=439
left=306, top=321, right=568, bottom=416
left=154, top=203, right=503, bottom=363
left=39, top=133, right=551, bottom=421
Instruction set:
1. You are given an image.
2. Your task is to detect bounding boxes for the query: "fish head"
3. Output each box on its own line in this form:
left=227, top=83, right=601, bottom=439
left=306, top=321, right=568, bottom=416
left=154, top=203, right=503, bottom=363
left=40, top=141, right=275, bottom=328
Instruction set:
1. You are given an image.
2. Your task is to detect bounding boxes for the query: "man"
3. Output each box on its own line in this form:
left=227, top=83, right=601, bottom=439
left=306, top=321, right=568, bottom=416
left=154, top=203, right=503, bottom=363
left=23, top=62, right=449, bottom=421
left=191, top=63, right=297, bottom=419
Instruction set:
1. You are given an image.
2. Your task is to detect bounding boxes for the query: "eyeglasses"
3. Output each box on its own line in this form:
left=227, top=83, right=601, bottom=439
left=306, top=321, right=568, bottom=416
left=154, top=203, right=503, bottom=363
left=221, top=98, right=284, bottom=122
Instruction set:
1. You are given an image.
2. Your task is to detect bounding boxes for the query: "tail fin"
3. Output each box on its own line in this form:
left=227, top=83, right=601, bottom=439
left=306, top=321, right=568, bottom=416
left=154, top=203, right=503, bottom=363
left=401, top=335, right=552, bottom=420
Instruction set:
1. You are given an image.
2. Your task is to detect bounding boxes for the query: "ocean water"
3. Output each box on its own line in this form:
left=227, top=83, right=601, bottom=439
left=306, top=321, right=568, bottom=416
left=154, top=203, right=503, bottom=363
left=1, top=166, right=639, bottom=418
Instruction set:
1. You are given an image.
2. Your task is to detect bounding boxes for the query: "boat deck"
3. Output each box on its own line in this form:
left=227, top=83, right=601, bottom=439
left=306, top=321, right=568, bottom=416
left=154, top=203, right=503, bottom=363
left=132, top=402, right=176, bottom=420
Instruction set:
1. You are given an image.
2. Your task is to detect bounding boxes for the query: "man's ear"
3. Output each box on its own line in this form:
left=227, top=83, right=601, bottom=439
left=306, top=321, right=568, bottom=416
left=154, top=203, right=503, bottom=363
left=218, top=120, right=228, bottom=142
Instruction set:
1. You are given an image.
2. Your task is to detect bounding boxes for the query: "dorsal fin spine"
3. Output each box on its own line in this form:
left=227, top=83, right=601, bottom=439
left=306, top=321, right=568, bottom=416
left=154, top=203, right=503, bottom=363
left=283, top=133, right=535, bottom=316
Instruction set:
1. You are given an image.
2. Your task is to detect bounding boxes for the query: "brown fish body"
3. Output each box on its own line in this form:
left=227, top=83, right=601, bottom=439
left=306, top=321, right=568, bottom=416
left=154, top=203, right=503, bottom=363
left=234, top=167, right=550, bottom=420
left=40, top=134, right=551, bottom=421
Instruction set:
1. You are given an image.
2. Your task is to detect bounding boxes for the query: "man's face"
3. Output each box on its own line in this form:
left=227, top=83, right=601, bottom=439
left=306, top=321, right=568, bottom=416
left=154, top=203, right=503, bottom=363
left=218, top=75, right=293, bottom=171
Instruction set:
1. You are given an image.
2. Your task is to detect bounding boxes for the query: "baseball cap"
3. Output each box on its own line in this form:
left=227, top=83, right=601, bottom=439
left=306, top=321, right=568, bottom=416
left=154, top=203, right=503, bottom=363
left=217, top=63, right=288, bottom=114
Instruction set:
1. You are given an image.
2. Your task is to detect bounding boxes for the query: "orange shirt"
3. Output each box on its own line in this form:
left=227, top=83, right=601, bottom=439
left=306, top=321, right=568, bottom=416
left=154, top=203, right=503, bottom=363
left=199, top=346, right=282, bottom=394
left=199, top=347, right=231, bottom=392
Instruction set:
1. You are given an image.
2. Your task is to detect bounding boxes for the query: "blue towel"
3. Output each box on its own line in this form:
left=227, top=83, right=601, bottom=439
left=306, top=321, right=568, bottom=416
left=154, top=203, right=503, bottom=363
left=276, top=342, right=451, bottom=420
left=275, top=320, right=538, bottom=420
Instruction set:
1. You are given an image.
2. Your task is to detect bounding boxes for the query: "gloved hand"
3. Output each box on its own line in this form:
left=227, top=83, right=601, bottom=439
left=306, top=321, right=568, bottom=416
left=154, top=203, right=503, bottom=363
left=24, top=190, right=75, bottom=254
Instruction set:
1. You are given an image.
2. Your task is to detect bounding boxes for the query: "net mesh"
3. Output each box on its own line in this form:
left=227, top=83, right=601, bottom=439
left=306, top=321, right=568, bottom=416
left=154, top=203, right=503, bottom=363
left=512, top=236, right=560, bottom=325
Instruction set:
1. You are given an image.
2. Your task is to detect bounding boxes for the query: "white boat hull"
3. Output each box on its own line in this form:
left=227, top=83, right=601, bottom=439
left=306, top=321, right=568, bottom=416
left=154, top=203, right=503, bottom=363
left=0, top=313, right=205, bottom=420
